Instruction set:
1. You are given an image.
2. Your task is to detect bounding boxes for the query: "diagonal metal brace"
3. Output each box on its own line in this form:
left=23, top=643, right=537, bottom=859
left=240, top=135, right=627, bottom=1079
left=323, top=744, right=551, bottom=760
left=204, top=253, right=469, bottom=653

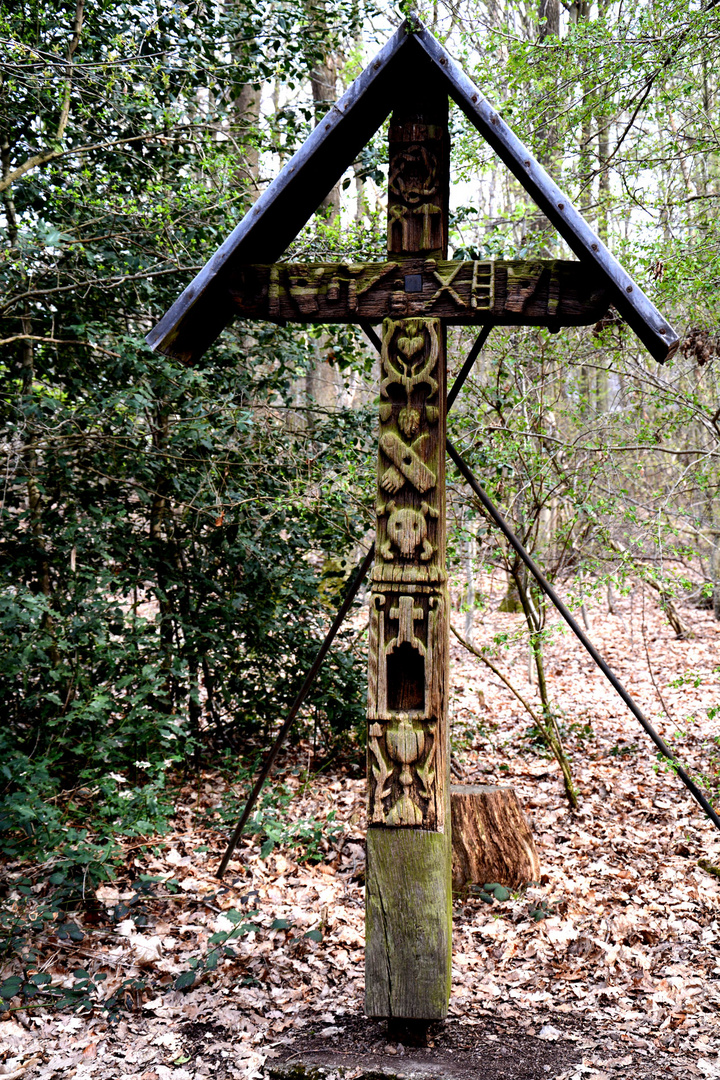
left=217, top=544, right=375, bottom=878
left=447, top=437, right=720, bottom=835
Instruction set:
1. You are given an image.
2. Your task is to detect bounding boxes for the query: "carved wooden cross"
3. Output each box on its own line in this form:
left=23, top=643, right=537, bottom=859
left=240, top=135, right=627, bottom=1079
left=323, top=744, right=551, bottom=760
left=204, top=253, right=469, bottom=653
left=149, top=17, right=680, bottom=1029
left=224, top=83, right=611, bottom=1023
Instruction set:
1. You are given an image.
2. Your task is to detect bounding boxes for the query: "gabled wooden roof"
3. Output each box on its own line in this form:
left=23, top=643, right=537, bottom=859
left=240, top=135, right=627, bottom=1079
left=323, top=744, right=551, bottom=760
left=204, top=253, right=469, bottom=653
left=147, top=18, right=678, bottom=365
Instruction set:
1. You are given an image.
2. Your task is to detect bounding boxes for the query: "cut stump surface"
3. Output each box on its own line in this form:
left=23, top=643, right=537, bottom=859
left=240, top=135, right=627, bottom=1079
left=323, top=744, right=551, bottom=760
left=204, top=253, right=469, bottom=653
left=451, top=783, right=540, bottom=891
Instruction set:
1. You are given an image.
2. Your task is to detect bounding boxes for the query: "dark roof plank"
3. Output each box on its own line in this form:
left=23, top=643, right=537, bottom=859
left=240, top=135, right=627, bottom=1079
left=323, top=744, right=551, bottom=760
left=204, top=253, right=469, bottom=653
left=412, top=25, right=678, bottom=363
left=146, top=25, right=419, bottom=362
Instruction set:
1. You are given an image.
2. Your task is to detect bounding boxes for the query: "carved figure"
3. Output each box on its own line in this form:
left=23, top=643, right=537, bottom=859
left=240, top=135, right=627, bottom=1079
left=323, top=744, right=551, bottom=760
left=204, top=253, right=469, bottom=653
left=398, top=406, right=421, bottom=437
left=426, top=259, right=465, bottom=307
left=385, top=717, right=425, bottom=826
left=343, top=262, right=399, bottom=311
left=368, top=722, right=393, bottom=823
left=506, top=263, right=544, bottom=314
left=387, top=594, right=425, bottom=656
left=388, top=145, right=438, bottom=204
left=366, top=590, right=444, bottom=822
left=288, top=268, right=326, bottom=314
left=387, top=204, right=411, bottom=250
left=471, top=260, right=494, bottom=310
left=415, top=736, right=436, bottom=798
left=413, top=203, right=442, bottom=250
left=378, top=500, right=438, bottom=560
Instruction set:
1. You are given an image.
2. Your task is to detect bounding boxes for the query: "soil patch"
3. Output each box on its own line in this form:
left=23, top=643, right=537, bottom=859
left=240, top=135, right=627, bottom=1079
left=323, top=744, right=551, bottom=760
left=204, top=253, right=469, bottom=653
left=267, top=1012, right=659, bottom=1079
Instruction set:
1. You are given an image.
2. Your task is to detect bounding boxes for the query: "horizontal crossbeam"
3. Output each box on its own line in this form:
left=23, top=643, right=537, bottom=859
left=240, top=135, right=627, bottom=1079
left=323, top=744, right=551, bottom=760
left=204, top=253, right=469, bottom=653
left=228, top=258, right=609, bottom=328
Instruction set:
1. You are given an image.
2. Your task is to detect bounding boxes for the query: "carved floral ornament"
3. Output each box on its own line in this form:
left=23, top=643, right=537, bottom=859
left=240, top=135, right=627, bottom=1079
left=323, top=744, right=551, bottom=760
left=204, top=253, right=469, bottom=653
left=380, top=317, right=439, bottom=400
left=388, top=143, right=439, bottom=205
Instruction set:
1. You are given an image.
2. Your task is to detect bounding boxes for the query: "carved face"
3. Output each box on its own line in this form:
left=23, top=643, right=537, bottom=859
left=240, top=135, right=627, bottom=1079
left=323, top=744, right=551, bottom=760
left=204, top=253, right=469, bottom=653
left=387, top=506, right=427, bottom=556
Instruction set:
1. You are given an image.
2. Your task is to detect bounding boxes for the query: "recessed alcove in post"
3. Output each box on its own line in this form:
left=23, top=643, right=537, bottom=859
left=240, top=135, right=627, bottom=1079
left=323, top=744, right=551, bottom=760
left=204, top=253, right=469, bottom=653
left=386, top=643, right=425, bottom=713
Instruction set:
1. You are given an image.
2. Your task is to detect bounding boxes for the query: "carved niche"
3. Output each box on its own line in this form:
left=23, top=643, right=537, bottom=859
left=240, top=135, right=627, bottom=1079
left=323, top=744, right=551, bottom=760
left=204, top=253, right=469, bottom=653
left=367, top=316, right=446, bottom=831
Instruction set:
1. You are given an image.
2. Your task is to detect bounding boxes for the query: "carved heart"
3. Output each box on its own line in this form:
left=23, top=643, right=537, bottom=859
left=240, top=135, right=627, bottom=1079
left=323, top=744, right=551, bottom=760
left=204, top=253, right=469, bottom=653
left=397, top=333, right=425, bottom=361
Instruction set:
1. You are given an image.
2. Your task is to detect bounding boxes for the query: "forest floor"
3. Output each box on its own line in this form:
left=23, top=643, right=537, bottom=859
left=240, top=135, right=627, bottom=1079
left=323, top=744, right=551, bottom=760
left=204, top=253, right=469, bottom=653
left=2, top=573, right=720, bottom=1079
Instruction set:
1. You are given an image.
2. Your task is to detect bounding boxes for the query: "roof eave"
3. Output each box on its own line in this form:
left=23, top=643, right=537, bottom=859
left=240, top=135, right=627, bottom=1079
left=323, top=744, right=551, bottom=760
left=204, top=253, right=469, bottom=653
left=146, top=16, right=679, bottom=366
left=146, top=21, right=419, bottom=362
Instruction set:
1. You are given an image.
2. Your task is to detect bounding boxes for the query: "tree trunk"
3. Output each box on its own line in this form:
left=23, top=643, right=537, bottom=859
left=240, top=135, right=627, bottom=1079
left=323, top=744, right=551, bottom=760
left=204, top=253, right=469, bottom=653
left=303, top=0, right=340, bottom=220
left=712, top=534, right=720, bottom=621
left=451, top=784, right=540, bottom=891
left=229, top=82, right=261, bottom=197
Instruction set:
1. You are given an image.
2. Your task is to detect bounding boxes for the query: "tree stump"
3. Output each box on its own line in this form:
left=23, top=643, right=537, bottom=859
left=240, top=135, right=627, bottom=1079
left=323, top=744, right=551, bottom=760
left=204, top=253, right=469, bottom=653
left=451, top=784, right=540, bottom=891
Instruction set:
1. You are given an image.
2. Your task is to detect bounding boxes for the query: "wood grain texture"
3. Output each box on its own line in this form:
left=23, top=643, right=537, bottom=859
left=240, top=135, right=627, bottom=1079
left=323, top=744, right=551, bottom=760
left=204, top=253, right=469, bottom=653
left=365, top=84, right=452, bottom=1022
left=365, top=826, right=452, bottom=1019
left=366, top=101, right=449, bottom=833
left=226, top=258, right=609, bottom=327
left=450, top=784, right=540, bottom=891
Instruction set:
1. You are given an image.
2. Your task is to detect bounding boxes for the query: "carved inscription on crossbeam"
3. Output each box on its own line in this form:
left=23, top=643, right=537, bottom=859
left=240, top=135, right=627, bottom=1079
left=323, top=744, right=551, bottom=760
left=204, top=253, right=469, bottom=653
left=367, top=317, right=447, bottom=831
left=227, top=259, right=609, bottom=326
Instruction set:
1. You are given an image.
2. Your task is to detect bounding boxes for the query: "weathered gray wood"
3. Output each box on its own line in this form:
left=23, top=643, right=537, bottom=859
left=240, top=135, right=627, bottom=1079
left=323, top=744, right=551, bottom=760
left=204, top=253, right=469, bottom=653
left=450, top=784, right=540, bottom=891
left=365, top=827, right=452, bottom=1019
left=227, top=258, right=609, bottom=327
left=146, top=17, right=678, bottom=366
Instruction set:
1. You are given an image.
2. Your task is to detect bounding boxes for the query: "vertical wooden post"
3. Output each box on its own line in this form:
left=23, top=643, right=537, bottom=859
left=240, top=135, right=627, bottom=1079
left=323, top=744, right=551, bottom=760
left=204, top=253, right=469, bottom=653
left=365, top=83, right=452, bottom=1021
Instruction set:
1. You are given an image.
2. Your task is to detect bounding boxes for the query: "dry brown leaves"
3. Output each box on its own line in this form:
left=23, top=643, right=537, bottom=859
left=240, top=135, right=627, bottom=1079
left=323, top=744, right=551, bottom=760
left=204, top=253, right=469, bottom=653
left=1, top=575, right=719, bottom=1079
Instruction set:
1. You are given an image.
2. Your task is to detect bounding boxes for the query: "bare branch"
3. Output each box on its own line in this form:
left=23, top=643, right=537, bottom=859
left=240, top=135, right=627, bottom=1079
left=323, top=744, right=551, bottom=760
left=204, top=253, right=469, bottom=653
left=450, top=623, right=542, bottom=727
left=0, top=335, right=120, bottom=357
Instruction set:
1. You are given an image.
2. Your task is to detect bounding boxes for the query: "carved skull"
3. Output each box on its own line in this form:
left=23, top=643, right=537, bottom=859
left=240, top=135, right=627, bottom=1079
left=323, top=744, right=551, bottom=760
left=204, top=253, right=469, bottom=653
left=378, top=499, right=437, bottom=562
left=387, top=505, right=428, bottom=557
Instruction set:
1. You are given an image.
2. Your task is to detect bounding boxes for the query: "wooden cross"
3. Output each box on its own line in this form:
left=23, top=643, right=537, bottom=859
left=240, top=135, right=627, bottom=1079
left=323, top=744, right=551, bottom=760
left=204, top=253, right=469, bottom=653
left=148, top=19, right=680, bottom=1028
left=222, top=80, right=612, bottom=1023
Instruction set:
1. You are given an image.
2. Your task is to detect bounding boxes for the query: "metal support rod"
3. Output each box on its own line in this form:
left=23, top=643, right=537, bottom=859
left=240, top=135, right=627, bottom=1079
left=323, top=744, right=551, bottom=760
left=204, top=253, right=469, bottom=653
left=217, top=544, right=375, bottom=878
left=360, top=320, right=382, bottom=351
left=447, top=325, right=492, bottom=410
left=218, top=327, right=496, bottom=877
left=447, top=437, right=720, bottom=834
left=362, top=321, right=493, bottom=413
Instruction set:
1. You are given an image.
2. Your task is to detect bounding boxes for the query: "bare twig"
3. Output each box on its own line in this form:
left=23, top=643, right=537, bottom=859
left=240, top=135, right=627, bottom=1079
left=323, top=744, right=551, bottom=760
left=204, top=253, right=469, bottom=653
left=640, top=590, right=678, bottom=727
left=0, top=0, right=84, bottom=194
left=0, top=335, right=121, bottom=357
left=450, top=623, right=542, bottom=727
